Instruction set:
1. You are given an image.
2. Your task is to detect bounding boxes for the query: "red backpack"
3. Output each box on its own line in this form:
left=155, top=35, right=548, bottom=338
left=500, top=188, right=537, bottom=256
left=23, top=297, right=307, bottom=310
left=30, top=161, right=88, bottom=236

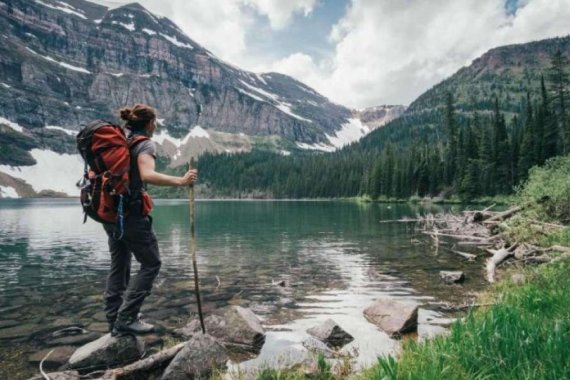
left=76, top=120, right=149, bottom=237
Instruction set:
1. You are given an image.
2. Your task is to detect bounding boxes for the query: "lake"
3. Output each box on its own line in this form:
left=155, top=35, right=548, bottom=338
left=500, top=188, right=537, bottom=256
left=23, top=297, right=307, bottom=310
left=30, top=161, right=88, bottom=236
left=0, top=199, right=487, bottom=378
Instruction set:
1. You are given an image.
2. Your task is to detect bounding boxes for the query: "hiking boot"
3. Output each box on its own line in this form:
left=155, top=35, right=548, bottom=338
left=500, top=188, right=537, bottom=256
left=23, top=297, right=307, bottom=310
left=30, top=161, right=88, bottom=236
left=112, top=317, right=155, bottom=336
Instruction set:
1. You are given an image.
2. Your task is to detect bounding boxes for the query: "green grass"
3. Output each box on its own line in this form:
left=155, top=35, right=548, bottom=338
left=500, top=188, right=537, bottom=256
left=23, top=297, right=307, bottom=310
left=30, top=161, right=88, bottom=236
left=361, top=259, right=570, bottom=380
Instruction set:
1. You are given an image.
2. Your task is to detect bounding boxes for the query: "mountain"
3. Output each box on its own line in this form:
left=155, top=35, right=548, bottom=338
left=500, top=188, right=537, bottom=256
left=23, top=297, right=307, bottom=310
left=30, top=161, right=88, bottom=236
left=193, top=35, right=570, bottom=199
left=356, top=105, right=406, bottom=130
left=357, top=35, right=570, bottom=153
left=0, top=0, right=399, bottom=197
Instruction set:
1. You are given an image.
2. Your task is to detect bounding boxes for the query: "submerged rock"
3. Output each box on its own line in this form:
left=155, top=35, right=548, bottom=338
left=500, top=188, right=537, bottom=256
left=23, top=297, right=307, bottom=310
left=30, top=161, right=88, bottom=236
left=68, top=333, right=144, bottom=373
left=0, top=320, right=19, bottom=329
left=176, top=306, right=265, bottom=352
left=364, top=298, right=419, bottom=337
left=439, top=271, right=465, bottom=284
left=28, top=346, right=76, bottom=369
left=306, top=319, right=354, bottom=348
left=0, top=324, right=38, bottom=340
left=161, top=333, right=228, bottom=380
left=28, top=370, right=80, bottom=380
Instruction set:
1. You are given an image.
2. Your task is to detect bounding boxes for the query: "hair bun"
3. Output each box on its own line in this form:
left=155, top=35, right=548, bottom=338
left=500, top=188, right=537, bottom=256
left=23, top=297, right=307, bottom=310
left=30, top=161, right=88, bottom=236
left=119, top=108, right=132, bottom=121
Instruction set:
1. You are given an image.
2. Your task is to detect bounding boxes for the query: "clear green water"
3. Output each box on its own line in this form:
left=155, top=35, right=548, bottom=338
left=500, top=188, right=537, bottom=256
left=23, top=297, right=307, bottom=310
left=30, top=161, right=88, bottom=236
left=0, top=199, right=487, bottom=377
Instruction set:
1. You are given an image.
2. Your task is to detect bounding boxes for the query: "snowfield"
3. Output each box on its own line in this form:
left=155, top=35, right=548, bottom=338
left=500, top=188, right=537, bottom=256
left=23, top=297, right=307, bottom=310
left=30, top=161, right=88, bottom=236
left=45, top=126, right=78, bottom=136
left=0, top=149, right=84, bottom=196
left=326, top=118, right=370, bottom=148
left=297, top=118, right=371, bottom=152
left=0, top=117, right=24, bottom=133
left=161, top=34, right=193, bottom=49
left=0, top=185, right=19, bottom=198
left=112, top=21, right=136, bottom=32
left=34, top=0, right=87, bottom=19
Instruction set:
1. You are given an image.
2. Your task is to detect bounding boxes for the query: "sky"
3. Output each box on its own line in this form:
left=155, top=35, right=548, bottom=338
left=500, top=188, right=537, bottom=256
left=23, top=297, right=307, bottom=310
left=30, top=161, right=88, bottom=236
left=92, top=0, right=570, bottom=109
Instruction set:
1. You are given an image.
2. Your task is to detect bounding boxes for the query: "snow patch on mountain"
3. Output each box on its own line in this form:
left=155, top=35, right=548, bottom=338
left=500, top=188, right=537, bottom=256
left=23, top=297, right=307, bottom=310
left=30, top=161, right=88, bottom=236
left=236, top=87, right=266, bottom=102
left=34, top=0, right=87, bottom=19
left=0, top=149, right=83, bottom=196
left=112, top=21, right=135, bottom=32
left=142, top=28, right=157, bottom=36
left=160, top=34, right=193, bottom=49
left=45, top=125, right=78, bottom=136
left=326, top=118, right=370, bottom=148
left=26, top=47, right=91, bottom=74
left=0, top=117, right=24, bottom=133
left=0, top=185, right=19, bottom=198
left=296, top=142, right=335, bottom=153
left=239, top=80, right=313, bottom=123
left=153, top=126, right=211, bottom=160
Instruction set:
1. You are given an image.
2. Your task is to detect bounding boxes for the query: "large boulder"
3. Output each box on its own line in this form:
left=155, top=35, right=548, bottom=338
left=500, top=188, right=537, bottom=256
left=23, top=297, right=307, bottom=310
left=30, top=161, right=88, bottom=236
left=161, top=334, right=228, bottom=380
left=306, top=319, right=354, bottom=348
left=439, top=271, right=465, bottom=284
left=176, top=306, right=265, bottom=352
left=67, top=333, right=144, bottom=373
left=364, top=298, right=419, bottom=337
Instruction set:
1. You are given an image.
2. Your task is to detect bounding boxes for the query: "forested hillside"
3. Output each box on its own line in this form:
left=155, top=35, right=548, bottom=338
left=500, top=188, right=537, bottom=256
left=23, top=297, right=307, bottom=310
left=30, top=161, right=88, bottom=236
left=195, top=36, right=570, bottom=200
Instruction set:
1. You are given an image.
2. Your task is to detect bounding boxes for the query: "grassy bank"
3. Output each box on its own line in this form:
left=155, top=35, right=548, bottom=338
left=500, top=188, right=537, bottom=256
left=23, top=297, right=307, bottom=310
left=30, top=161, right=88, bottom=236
left=362, top=257, right=570, bottom=380
left=361, top=155, right=570, bottom=380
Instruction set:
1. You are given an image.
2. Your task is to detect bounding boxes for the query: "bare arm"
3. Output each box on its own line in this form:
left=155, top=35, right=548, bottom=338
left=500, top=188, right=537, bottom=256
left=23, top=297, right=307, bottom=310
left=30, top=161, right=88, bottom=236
left=138, top=154, right=197, bottom=187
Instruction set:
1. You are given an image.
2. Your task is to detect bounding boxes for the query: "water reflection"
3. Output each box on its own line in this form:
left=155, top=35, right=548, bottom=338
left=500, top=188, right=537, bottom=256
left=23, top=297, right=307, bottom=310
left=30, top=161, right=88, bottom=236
left=0, top=199, right=486, bottom=377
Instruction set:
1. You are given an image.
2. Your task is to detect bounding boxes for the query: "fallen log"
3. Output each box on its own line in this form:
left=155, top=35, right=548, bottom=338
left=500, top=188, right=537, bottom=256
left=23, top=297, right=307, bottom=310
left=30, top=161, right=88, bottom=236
left=101, top=342, right=186, bottom=379
left=486, top=248, right=513, bottom=283
left=452, top=250, right=477, bottom=261
left=483, top=206, right=522, bottom=225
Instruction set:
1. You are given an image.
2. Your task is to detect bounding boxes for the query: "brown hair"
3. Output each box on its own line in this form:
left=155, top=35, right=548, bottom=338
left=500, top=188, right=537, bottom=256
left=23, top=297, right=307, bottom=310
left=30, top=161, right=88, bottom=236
left=119, top=104, right=156, bottom=131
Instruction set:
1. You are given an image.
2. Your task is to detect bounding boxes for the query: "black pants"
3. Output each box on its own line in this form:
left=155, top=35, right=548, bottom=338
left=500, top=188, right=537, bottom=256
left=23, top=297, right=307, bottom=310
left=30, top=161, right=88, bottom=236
left=103, top=211, right=161, bottom=324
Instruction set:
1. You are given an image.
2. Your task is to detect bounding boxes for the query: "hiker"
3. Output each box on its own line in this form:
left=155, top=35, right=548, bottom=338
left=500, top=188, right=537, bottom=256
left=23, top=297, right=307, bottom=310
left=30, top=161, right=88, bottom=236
left=103, top=104, right=198, bottom=335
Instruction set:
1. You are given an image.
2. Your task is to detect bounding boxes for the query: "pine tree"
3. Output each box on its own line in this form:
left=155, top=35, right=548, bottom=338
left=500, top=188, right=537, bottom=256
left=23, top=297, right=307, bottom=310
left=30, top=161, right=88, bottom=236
left=540, top=75, right=558, bottom=161
left=548, top=50, right=569, bottom=153
left=443, top=92, right=458, bottom=186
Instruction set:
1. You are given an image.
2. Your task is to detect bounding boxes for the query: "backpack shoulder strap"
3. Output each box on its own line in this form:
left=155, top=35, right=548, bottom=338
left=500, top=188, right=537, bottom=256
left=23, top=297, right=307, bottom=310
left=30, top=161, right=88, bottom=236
left=128, top=135, right=150, bottom=149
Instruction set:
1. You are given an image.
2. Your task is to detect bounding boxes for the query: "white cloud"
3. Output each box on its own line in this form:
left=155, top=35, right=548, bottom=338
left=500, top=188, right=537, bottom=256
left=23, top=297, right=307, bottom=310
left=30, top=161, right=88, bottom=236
left=89, top=0, right=318, bottom=65
left=242, top=0, right=318, bottom=29
left=270, top=0, right=570, bottom=108
left=88, top=0, right=570, bottom=109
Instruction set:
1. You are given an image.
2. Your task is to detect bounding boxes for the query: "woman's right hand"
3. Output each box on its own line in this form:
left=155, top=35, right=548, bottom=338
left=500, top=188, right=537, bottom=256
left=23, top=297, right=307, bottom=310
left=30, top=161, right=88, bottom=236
left=179, top=169, right=198, bottom=186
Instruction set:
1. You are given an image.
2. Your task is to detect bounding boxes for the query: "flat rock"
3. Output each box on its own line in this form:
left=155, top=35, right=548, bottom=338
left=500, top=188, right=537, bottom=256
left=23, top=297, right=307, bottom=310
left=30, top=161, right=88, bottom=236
left=306, top=319, right=354, bottom=348
left=177, top=306, right=265, bottom=351
left=28, top=346, right=76, bottom=369
left=68, top=333, right=144, bottom=373
left=28, top=370, right=80, bottom=380
left=46, top=332, right=103, bottom=347
left=439, top=271, right=465, bottom=284
left=364, top=298, right=419, bottom=337
left=161, top=333, right=228, bottom=380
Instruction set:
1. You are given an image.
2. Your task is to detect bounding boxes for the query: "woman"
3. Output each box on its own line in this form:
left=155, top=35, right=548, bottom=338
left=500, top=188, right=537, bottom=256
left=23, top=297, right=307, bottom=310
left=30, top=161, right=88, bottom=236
left=103, top=104, right=197, bottom=335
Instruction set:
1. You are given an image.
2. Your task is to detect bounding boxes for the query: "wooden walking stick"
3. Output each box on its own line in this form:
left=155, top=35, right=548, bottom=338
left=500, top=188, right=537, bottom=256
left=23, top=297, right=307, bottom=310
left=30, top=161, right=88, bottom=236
left=188, top=157, right=206, bottom=333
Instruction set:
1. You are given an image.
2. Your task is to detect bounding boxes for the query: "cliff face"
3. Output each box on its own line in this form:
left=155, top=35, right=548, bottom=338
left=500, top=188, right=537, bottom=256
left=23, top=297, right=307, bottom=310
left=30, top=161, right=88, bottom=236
left=0, top=0, right=350, bottom=143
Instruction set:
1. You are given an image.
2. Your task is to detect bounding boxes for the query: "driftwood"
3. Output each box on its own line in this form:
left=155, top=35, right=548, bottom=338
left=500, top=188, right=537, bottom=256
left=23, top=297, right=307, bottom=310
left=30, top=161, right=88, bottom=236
left=452, top=250, right=477, bottom=261
left=486, top=247, right=516, bottom=283
left=101, top=342, right=185, bottom=379
left=483, top=206, right=522, bottom=226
